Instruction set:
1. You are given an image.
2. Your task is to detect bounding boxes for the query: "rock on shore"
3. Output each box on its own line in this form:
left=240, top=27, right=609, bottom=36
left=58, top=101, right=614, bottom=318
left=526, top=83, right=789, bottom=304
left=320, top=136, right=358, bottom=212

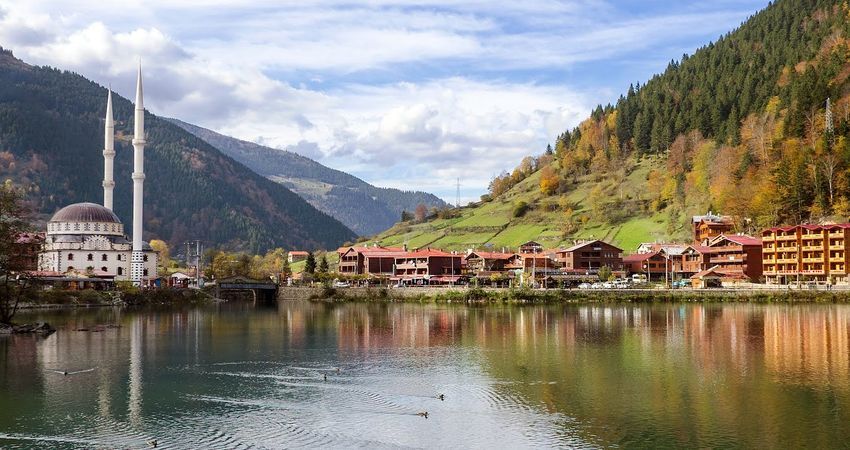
left=0, top=322, right=56, bottom=335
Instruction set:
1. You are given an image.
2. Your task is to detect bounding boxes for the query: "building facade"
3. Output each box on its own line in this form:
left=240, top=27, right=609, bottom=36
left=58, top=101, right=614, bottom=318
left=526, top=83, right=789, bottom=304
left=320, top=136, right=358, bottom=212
left=692, top=212, right=734, bottom=244
left=706, top=234, right=762, bottom=281
left=557, top=240, right=624, bottom=273
left=763, top=224, right=850, bottom=284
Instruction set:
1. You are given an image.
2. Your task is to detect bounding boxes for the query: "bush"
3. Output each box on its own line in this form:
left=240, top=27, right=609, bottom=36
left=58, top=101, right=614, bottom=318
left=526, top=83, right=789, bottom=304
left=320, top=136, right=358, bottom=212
left=513, top=201, right=530, bottom=218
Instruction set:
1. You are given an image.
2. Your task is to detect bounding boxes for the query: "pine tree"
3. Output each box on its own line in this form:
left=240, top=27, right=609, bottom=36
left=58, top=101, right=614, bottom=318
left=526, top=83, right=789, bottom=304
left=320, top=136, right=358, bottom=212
left=318, top=255, right=329, bottom=274
left=304, top=252, right=316, bottom=274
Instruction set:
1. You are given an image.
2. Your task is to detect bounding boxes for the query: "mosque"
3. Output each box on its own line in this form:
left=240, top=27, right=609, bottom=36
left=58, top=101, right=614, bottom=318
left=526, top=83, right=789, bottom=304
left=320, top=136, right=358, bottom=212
left=37, top=65, right=158, bottom=284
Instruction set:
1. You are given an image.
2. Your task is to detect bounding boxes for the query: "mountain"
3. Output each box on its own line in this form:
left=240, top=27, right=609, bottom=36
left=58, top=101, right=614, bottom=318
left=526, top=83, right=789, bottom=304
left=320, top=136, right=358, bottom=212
left=369, top=0, right=850, bottom=252
left=0, top=48, right=356, bottom=252
left=167, top=118, right=447, bottom=236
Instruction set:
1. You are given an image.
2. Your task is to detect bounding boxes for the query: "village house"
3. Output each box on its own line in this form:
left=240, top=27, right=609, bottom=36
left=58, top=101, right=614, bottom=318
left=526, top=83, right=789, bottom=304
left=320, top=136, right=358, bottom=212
left=706, top=234, right=763, bottom=281
left=762, top=224, right=850, bottom=284
left=518, top=240, right=544, bottom=254
left=393, top=249, right=464, bottom=285
left=464, top=251, right=521, bottom=273
left=624, top=251, right=671, bottom=281
left=680, top=245, right=712, bottom=278
left=557, top=240, right=624, bottom=274
left=337, top=245, right=406, bottom=277
left=464, top=251, right=522, bottom=286
left=288, top=251, right=309, bottom=263
left=692, top=212, right=734, bottom=245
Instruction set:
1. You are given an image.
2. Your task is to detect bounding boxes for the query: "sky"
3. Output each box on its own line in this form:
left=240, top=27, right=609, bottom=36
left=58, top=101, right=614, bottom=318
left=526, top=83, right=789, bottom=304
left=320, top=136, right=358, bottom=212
left=0, top=0, right=770, bottom=203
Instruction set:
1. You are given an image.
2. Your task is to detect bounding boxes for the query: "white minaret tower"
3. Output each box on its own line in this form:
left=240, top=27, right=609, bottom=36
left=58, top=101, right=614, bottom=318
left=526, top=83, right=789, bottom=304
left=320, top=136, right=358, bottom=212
left=131, top=63, right=146, bottom=285
left=102, top=89, right=115, bottom=210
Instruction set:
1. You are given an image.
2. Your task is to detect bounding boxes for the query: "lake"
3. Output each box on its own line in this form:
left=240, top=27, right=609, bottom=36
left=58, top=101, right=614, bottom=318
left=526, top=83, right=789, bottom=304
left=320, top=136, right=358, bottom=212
left=1, top=301, right=849, bottom=448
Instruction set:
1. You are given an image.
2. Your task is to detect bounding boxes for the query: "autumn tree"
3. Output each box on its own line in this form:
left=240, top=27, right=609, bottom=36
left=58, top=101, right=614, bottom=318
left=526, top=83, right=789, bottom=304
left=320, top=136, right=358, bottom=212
left=414, top=204, right=428, bottom=222
left=0, top=182, right=35, bottom=325
left=539, top=166, right=559, bottom=195
left=149, top=239, right=173, bottom=274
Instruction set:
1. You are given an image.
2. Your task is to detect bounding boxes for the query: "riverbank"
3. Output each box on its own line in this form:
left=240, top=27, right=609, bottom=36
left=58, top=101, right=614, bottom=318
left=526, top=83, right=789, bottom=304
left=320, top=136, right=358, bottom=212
left=15, top=288, right=214, bottom=310
left=292, top=286, right=850, bottom=304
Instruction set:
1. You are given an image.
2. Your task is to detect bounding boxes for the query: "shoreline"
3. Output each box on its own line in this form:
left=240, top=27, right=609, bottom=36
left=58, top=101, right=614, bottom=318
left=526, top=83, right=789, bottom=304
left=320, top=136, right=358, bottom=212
left=298, top=286, right=850, bottom=304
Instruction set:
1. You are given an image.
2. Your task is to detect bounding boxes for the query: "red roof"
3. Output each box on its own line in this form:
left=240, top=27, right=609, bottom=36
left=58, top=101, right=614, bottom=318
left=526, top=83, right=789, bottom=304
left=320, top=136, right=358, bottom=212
left=289, top=251, right=310, bottom=256
left=683, top=245, right=712, bottom=254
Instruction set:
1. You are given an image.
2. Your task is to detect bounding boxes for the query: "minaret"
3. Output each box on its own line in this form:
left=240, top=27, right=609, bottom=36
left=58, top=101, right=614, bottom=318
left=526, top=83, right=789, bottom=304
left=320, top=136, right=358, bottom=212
left=131, top=63, right=146, bottom=285
left=102, top=89, right=115, bottom=210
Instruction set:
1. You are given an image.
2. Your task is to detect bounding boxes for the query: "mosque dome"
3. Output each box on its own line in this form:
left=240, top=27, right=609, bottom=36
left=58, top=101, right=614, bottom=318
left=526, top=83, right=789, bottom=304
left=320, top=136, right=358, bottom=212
left=50, top=203, right=122, bottom=224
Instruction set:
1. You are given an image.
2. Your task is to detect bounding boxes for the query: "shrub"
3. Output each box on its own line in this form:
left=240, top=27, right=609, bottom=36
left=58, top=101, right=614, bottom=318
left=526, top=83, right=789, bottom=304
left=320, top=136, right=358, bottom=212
left=513, top=201, right=530, bottom=218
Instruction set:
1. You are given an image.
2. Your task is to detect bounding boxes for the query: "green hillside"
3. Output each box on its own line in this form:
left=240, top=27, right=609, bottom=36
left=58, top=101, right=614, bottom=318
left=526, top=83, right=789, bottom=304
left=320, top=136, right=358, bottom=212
left=369, top=157, right=672, bottom=253
left=0, top=48, right=356, bottom=252
left=369, top=0, right=850, bottom=253
left=168, top=118, right=446, bottom=236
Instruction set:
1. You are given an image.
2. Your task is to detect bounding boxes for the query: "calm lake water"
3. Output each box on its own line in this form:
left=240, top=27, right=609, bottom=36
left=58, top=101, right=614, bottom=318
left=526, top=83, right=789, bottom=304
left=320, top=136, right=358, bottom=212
left=2, top=301, right=850, bottom=448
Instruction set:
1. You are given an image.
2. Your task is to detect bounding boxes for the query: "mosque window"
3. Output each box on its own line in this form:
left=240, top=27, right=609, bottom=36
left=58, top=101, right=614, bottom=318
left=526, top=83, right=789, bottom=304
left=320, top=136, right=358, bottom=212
left=84, top=223, right=90, bottom=231
left=102, top=254, right=108, bottom=261
left=65, top=223, right=70, bottom=231
left=143, top=255, right=149, bottom=262
left=67, top=253, right=74, bottom=261
left=101, top=267, right=107, bottom=273
left=87, top=254, right=94, bottom=261
left=94, top=224, right=100, bottom=231
left=143, top=269, right=149, bottom=277
left=74, top=223, right=80, bottom=231
left=117, top=267, right=123, bottom=276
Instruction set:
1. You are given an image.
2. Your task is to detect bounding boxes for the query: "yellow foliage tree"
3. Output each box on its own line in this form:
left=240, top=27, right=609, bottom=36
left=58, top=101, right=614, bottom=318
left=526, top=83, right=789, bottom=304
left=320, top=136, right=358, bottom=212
left=539, top=166, right=559, bottom=195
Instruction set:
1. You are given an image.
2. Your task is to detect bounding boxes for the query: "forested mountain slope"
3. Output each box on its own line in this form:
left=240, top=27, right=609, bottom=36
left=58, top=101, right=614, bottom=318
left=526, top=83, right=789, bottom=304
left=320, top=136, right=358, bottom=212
left=371, top=0, right=850, bottom=252
left=168, top=118, right=446, bottom=236
left=0, top=48, right=356, bottom=252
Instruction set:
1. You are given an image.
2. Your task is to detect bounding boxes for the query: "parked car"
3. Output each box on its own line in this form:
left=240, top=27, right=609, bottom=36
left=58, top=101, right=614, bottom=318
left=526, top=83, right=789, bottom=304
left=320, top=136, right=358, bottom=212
left=578, top=283, right=592, bottom=290
left=591, top=282, right=603, bottom=289
left=602, top=282, right=615, bottom=289
left=333, top=281, right=351, bottom=288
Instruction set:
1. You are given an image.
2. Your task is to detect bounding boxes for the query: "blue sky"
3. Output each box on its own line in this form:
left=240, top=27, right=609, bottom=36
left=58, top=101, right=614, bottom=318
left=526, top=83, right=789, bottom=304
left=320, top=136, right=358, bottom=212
left=0, top=0, right=769, bottom=202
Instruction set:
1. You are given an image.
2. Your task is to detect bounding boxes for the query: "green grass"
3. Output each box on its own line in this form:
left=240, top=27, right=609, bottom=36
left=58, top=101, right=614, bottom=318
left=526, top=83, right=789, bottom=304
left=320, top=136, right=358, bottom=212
left=367, top=157, right=677, bottom=254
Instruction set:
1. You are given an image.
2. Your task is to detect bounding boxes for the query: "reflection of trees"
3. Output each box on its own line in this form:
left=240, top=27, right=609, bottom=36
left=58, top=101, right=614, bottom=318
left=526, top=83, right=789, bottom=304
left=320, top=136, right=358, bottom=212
left=366, top=303, right=850, bottom=448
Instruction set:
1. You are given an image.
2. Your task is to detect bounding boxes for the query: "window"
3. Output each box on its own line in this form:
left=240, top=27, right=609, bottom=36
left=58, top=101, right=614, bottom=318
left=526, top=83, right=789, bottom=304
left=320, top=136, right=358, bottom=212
left=94, top=223, right=100, bottom=231
left=84, top=223, right=90, bottom=231
left=143, top=269, right=149, bottom=277
left=74, top=223, right=80, bottom=231
left=102, top=254, right=108, bottom=261
left=143, top=255, right=149, bottom=262
left=87, top=254, right=94, bottom=261
left=67, top=253, right=74, bottom=261
left=101, top=267, right=107, bottom=272
left=117, top=267, right=123, bottom=275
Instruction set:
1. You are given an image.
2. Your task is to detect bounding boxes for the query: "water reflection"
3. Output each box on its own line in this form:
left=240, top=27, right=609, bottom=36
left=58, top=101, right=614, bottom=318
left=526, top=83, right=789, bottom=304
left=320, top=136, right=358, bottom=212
left=0, top=302, right=849, bottom=448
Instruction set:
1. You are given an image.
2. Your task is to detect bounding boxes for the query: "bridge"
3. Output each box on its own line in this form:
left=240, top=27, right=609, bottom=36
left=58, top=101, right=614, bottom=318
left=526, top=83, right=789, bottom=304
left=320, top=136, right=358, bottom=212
left=215, top=276, right=279, bottom=303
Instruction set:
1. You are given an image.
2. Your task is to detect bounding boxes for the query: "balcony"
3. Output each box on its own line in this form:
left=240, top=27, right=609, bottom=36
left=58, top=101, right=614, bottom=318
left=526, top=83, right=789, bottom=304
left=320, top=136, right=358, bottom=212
left=776, top=258, right=798, bottom=264
left=828, top=231, right=846, bottom=239
left=802, top=257, right=825, bottom=263
left=801, top=269, right=826, bottom=275
left=802, top=245, right=824, bottom=251
left=776, top=234, right=798, bottom=241
left=801, top=233, right=824, bottom=241
left=762, top=247, right=776, bottom=253
left=829, top=245, right=845, bottom=251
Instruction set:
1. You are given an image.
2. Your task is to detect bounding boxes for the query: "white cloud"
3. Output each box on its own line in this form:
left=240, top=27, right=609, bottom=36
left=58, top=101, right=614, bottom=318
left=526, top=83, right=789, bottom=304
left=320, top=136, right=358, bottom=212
left=0, top=0, right=768, bottom=201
